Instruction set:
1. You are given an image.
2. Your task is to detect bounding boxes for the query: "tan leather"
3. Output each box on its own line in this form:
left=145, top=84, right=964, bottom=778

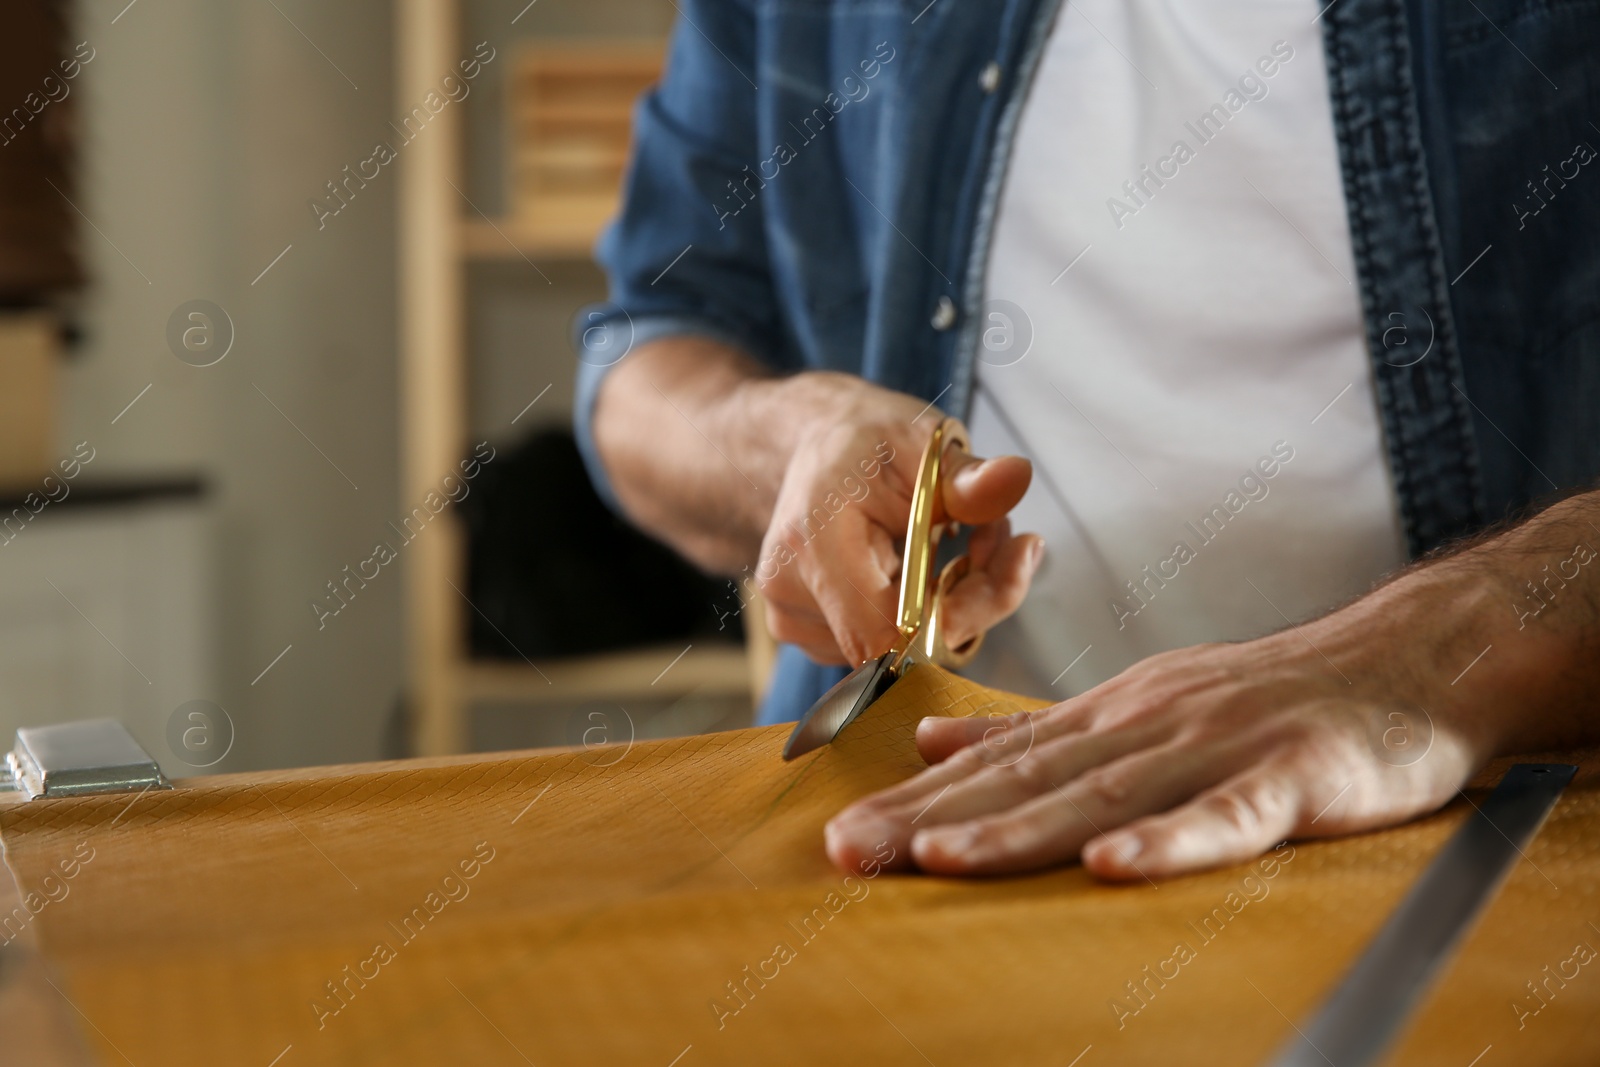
left=0, top=665, right=1596, bottom=1066
left=0, top=863, right=96, bottom=1067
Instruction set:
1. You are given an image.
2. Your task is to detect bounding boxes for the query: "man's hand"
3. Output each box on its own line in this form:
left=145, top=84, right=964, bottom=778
left=826, top=493, right=1600, bottom=880
left=593, top=337, right=1042, bottom=666
left=825, top=635, right=1484, bottom=881
left=754, top=372, right=1040, bottom=666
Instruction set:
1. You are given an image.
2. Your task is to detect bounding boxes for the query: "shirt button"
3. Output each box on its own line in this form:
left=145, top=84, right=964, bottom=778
left=979, top=61, right=1001, bottom=93
left=931, top=296, right=957, bottom=330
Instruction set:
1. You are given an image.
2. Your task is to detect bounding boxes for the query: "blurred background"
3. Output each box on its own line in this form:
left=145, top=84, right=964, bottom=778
left=0, top=0, right=768, bottom=777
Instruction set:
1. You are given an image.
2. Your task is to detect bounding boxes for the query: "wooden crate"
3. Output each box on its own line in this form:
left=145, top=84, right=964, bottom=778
left=506, top=42, right=664, bottom=247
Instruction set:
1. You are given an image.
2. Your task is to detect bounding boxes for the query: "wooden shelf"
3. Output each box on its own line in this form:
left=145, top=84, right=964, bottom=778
left=459, top=197, right=616, bottom=262
left=397, top=7, right=753, bottom=754
left=461, top=643, right=751, bottom=705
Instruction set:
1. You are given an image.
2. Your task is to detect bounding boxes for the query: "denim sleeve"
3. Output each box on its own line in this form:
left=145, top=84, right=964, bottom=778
left=572, top=0, right=786, bottom=512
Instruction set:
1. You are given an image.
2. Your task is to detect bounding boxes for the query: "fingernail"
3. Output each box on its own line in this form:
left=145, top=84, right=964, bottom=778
left=1028, top=538, right=1045, bottom=574
left=827, top=812, right=891, bottom=846
left=952, top=457, right=989, bottom=492
left=918, top=824, right=981, bottom=860
left=1102, top=832, right=1143, bottom=864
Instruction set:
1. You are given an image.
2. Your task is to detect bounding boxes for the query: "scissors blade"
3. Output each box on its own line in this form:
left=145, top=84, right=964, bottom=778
left=781, top=653, right=898, bottom=760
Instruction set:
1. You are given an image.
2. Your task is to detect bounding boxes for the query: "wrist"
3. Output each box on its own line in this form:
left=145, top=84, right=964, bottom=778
left=1379, top=565, right=1529, bottom=755
left=1452, top=497, right=1600, bottom=752
left=1305, top=527, right=1590, bottom=758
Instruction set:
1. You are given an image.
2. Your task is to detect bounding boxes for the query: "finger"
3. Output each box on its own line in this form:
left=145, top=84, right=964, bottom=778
left=757, top=578, right=846, bottom=655
left=774, top=518, right=902, bottom=668
left=829, top=736, right=995, bottom=826
left=866, top=520, right=901, bottom=584
left=911, top=739, right=1259, bottom=877
left=942, top=452, right=1032, bottom=526
left=825, top=700, right=1099, bottom=874
left=829, top=720, right=1173, bottom=873
left=831, top=695, right=1103, bottom=843
left=760, top=516, right=902, bottom=656
left=916, top=711, right=1032, bottom=765
left=877, top=701, right=1099, bottom=809
left=875, top=424, right=935, bottom=500
left=963, top=516, right=1008, bottom=571
left=762, top=608, right=849, bottom=665
left=1081, top=764, right=1302, bottom=881
left=938, top=530, right=1044, bottom=649
left=798, top=517, right=902, bottom=666
left=914, top=694, right=1099, bottom=766
left=825, top=741, right=1009, bottom=874
left=807, top=563, right=900, bottom=666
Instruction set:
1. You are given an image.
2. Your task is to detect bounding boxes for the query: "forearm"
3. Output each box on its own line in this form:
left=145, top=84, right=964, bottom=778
left=1309, top=488, right=1600, bottom=756
left=591, top=336, right=798, bottom=573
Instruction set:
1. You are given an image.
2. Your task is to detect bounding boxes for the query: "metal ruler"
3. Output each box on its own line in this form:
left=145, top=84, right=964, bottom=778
left=1266, top=762, right=1577, bottom=1067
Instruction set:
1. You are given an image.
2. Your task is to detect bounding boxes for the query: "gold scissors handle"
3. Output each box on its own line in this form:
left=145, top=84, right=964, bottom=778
left=895, top=418, right=982, bottom=670
left=779, top=416, right=982, bottom=760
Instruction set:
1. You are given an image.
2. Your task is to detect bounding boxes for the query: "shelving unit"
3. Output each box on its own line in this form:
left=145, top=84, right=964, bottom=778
left=460, top=644, right=751, bottom=704
left=459, top=214, right=602, bottom=260
left=395, top=1, right=763, bottom=755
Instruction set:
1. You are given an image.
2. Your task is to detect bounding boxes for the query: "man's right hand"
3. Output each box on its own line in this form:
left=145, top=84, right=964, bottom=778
left=754, top=371, right=1040, bottom=666
left=592, top=338, right=1042, bottom=667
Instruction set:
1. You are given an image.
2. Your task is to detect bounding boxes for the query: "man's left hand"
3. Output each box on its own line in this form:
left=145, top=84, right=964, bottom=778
left=824, top=500, right=1599, bottom=880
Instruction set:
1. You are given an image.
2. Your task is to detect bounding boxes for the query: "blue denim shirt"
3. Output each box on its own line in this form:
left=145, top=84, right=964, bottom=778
left=575, top=0, right=1600, bottom=725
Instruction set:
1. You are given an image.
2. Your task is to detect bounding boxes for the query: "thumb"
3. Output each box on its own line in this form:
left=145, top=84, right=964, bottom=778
left=941, top=450, right=1032, bottom=525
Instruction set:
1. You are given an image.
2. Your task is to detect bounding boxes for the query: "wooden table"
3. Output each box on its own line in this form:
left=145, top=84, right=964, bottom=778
left=1, top=667, right=1595, bottom=1065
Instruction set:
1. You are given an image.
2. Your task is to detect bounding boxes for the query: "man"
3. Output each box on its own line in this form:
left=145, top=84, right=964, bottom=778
left=574, top=0, right=1600, bottom=882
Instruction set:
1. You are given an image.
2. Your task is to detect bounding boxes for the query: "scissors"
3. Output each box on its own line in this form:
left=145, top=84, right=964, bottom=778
left=781, top=417, right=984, bottom=760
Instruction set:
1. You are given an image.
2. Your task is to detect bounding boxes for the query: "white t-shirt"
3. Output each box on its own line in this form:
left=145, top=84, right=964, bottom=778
left=966, top=0, right=1407, bottom=699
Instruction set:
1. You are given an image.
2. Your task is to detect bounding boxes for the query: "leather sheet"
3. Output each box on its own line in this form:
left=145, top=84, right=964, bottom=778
left=0, top=666, right=1596, bottom=1065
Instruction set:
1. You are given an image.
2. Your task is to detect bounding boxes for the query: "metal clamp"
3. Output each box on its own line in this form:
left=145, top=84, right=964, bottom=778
left=1, top=719, right=172, bottom=800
